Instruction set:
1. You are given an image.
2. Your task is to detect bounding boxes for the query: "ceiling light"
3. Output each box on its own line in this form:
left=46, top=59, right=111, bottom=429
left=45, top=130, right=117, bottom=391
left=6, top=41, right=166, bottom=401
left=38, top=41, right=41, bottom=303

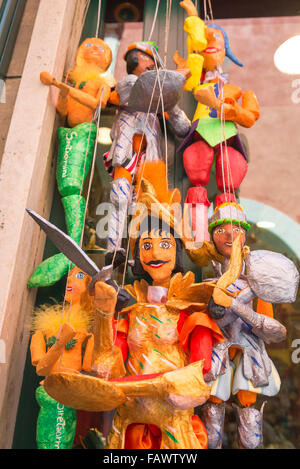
left=274, top=36, right=300, bottom=74
left=256, top=221, right=276, bottom=229
left=97, top=127, right=112, bottom=145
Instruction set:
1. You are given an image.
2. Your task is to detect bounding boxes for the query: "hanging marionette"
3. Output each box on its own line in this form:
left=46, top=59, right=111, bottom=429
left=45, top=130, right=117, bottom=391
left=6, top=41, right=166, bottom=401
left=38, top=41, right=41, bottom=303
left=26, top=174, right=230, bottom=450
left=103, top=40, right=192, bottom=268
left=189, top=200, right=299, bottom=449
left=174, top=0, right=260, bottom=242
left=30, top=266, right=96, bottom=449
left=28, top=37, right=115, bottom=288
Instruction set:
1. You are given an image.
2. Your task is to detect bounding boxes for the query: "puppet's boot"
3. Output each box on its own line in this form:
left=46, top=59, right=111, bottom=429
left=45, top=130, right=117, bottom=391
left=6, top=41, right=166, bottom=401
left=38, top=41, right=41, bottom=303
left=185, top=186, right=211, bottom=242
left=182, top=140, right=214, bottom=242
left=35, top=385, right=77, bottom=449
left=199, top=401, right=225, bottom=449
left=215, top=192, right=237, bottom=206
left=233, top=402, right=266, bottom=449
left=28, top=195, right=86, bottom=288
left=105, top=177, right=131, bottom=267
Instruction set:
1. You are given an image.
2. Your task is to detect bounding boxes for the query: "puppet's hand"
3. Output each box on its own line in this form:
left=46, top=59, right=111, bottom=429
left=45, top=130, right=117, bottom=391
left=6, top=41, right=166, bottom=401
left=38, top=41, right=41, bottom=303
left=94, top=281, right=117, bottom=314
left=194, top=86, right=221, bottom=111
left=180, top=0, right=198, bottom=17
left=220, top=101, right=238, bottom=121
left=173, top=50, right=188, bottom=69
left=208, top=297, right=227, bottom=320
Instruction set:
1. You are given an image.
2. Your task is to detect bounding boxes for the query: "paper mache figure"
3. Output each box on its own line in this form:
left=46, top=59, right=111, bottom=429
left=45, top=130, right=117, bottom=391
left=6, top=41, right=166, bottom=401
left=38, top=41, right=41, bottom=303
left=175, top=0, right=260, bottom=242
left=197, top=201, right=299, bottom=449
left=28, top=38, right=115, bottom=288
left=103, top=40, right=192, bottom=267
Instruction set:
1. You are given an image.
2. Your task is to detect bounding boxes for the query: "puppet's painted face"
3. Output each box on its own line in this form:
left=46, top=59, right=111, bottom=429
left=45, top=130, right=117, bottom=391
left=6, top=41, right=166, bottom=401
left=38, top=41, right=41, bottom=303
left=64, top=266, right=91, bottom=304
left=132, top=51, right=155, bottom=76
left=77, top=38, right=112, bottom=71
left=212, top=223, right=246, bottom=259
left=202, top=27, right=226, bottom=71
left=139, top=229, right=176, bottom=284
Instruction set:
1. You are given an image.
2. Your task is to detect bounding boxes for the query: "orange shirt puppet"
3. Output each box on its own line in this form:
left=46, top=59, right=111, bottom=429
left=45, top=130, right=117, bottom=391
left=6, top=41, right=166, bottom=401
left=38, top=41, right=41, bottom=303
left=175, top=0, right=260, bottom=242
left=40, top=179, right=224, bottom=450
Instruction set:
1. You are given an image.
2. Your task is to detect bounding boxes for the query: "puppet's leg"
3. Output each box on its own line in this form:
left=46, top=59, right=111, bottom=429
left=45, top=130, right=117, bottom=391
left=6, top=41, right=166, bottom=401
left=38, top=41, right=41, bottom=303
left=28, top=123, right=97, bottom=288
left=215, top=145, right=248, bottom=200
left=106, top=173, right=132, bottom=266
left=35, top=385, right=77, bottom=449
left=106, top=134, right=146, bottom=267
left=199, top=400, right=226, bottom=449
left=233, top=399, right=265, bottom=449
left=183, top=140, right=213, bottom=242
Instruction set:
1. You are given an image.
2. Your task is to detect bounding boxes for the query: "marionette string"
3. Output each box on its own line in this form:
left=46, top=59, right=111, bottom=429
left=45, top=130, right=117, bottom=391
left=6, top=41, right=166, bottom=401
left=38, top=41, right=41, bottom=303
left=203, top=0, right=240, bottom=246
left=95, top=0, right=102, bottom=38
left=119, top=3, right=173, bottom=288
left=58, top=0, right=104, bottom=346
left=109, top=63, right=161, bottom=270
left=107, top=2, right=173, bottom=378
left=79, top=87, right=104, bottom=248
left=56, top=118, right=95, bottom=342
left=147, top=0, right=161, bottom=42
left=104, top=49, right=163, bottom=380
left=57, top=59, right=104, bottom=366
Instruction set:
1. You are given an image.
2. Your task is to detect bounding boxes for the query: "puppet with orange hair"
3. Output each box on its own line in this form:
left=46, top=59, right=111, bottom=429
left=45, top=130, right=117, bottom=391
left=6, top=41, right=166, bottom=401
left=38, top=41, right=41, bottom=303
left=28, top=38, right=115, bottom=289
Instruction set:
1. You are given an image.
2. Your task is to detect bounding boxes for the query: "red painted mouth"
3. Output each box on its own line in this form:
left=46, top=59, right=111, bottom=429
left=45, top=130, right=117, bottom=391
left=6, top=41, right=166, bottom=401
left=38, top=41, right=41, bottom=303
left=146, top=260, right=170, bottom=269
left=66, top=287, right=72, bottom=292
left=203, top=47, right=221, bottom=54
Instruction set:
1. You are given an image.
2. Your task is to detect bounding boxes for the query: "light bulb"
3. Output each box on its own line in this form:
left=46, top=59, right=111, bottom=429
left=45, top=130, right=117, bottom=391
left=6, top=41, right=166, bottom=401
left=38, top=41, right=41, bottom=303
left=97, top=127, right=112, bottom=145
left=256, top=221, right=276, bottom=229
left=274, top=36, right=300, bottom=75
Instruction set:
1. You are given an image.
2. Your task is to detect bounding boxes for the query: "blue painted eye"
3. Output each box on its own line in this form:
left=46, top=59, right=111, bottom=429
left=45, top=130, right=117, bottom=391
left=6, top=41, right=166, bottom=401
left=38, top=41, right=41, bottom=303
left=76, top=272, right=86, bottom=279
left=85, top=43, right=93, bottom=47
left=98, top=46, right=104, bottom=52
left=215, top=33, right=220, bottom=40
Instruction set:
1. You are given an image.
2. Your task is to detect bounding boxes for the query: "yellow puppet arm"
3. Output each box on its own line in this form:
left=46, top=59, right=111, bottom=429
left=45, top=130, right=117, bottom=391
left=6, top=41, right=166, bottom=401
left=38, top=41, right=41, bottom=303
left=184, top=16, right=207, bottom=55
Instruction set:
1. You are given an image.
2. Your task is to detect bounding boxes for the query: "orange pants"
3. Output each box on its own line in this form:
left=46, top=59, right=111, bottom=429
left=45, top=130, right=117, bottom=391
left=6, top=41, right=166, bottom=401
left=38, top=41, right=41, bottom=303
left=124, top=415, right=208, bottom=449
